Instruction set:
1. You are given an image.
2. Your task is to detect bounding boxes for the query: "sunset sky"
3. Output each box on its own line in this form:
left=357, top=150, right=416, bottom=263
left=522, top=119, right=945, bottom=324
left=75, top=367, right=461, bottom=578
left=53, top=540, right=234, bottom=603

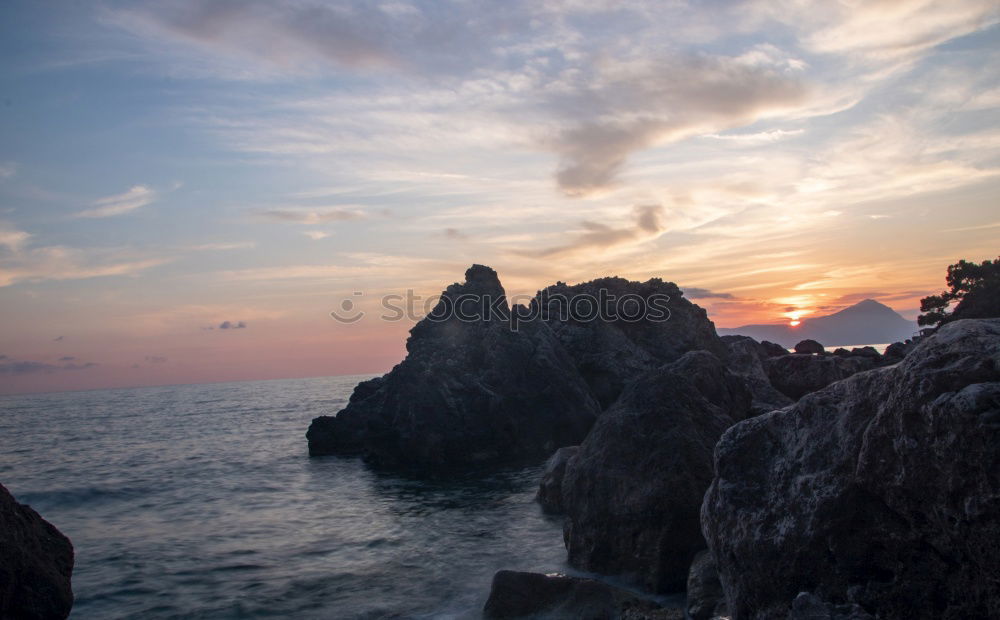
left=1, top=0, right=998, bottom=394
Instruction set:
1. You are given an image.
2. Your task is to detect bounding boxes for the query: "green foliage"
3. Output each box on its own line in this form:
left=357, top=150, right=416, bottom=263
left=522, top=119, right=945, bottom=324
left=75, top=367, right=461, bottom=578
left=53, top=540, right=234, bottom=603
left=918, top=256, right=1000, bottom=327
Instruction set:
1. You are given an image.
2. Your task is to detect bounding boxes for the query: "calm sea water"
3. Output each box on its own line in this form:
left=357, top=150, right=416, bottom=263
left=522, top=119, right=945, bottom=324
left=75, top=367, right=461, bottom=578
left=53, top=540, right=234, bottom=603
left=0, top=376, right=574, bottom=619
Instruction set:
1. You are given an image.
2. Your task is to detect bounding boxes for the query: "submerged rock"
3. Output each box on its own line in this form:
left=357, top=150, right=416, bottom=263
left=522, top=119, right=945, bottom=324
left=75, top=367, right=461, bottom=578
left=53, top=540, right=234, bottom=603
left=562, top=351, right=751, bottom=593
left=483, top=570, right=672, bottom=620
left=0, top=483, right=74, bottom=620
left=536, top=446, right=578, bottom=514
left=703, top=319, right=1000, bottom=619
left=307, top=265, right=601, bottom=467
left=535, top=279, right=727, bottom=408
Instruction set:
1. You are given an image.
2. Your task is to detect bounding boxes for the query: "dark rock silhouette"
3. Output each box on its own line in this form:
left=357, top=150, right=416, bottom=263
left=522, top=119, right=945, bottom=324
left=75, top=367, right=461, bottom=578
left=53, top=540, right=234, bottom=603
left=483, top=570, right=674, bottom=619
left=561, top=351, right=751, bottom=593
left=759, top=340, right=789, bottom=357
left=535, top=446, right=578, bottom=514
left=536, top=278, right=727, bottom=408
left=764, top=352, right=881, bottom=400
left=793, top=338, right=824, bottom=354
left=703, top=319, right=1000, bottom=619
left=685, top=550, right=726, bottom=620
left=787, top=593, right=874, bottom=620
left=307, top=265, right=601, bottom=467
left=720, top=335, right=793, bottom=415
left=719, top=299, right=916, bottom=347
left=0, top=483, right=74, bottom=620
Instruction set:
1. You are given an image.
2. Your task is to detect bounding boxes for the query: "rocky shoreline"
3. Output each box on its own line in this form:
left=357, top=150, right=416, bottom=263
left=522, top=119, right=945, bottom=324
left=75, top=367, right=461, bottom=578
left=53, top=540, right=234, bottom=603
left=310, top=265, right=1000, bottom=619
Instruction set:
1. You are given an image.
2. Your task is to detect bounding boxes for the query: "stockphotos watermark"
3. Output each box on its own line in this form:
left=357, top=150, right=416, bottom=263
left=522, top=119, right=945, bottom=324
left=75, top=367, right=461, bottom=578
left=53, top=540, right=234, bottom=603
left=330, top=289, right=671, bottom=329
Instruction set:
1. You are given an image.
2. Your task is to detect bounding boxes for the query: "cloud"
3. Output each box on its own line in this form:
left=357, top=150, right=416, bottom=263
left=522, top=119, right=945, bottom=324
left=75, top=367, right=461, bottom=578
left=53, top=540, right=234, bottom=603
left=444, top=228, right=467, bottom=240
left=53, top=336, right=64, bottom=342
left=683, top=287, right=735, bottom=300
left=77, top=185, right=156, bottom=218
left=0, top=162, right=16, bottom=180
left=0, top=357, right=99, bottom=375
left=525, top=204, right=665, bottom=258
left=548, top=54, right=810, bottom=196
left=303, top=230, right=329, bottom=240
left=144, top=355, right=168, bottom=364
left=218, top=320, right=247, bottom=329
left=256, top=208, right=364, bottom=224
left=0, top=223, right=30, bottom=251
left=0, top=245, right=168, bottom=287
left=58, top=356, right=76, bottom=361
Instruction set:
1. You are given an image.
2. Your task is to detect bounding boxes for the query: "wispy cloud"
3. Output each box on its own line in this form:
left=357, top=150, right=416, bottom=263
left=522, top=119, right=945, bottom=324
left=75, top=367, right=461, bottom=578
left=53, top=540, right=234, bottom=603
left=0, top=357, right=99, bottom=375
left=256, top=207, right=364, bottom=224
left=0, top=162, right=16, bottom=180
left=77, top=185, right=156, bottom=218
left=522, top=204, right=666, bottom=258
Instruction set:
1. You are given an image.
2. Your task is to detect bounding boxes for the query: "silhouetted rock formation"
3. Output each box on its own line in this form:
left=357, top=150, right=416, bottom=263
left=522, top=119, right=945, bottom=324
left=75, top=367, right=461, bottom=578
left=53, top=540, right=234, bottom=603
left=703, top=319, right=1000, bottom=619
left=483, top=570, right=676, bottom=620
left=685, top=550, right=726, bottom=620
left=535, top=446, right=578, bottom=514
left=561, top=351, right=751, bottom=593
left=763, top=352, right=881, bottom=400
left=721, top=335, right=794, bottom=415
left=307, top=265, right=601, bottom=467
left=759, top=340, right=789, bottom=357
left=787, top=593, right=874, bottom=620
left=0, top=483, right=74, bottom=620
left=793, top=338, right=824, bottom=354
left=536, top=278, right=726, bottom=408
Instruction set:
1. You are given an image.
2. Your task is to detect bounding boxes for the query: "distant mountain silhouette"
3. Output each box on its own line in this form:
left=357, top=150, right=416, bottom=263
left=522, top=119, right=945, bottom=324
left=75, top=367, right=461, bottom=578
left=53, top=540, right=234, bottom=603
left=717, top=299, right=918, bottom=347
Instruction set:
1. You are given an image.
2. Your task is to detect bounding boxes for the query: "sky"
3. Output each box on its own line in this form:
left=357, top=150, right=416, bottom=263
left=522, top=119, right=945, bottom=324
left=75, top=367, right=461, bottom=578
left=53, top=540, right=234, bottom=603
left=0, top=0, right=998, bottom=394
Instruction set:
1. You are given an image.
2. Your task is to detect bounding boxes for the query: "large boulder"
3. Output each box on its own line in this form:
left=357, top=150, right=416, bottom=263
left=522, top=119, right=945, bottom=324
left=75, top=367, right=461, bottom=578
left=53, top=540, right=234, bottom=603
left=793, top=339, right=825, bottom=355
left=721, top=335, right=794, bottom=415
left=686, top=550, right=727, bottom=620
left=535, top=279, right=727, bottom=407
left=562, top=351, right=751, bottom=593
left=763, top=353, right=880, bottom=400
left=536, top=446, right=578, bottom=514
left=702, top=319, right=1000, bottom=619
left=0, top=483, right=74, bottom=619
left=307, top=265, right=601, bottom=467
left=483, top=570, right=674, bottom=619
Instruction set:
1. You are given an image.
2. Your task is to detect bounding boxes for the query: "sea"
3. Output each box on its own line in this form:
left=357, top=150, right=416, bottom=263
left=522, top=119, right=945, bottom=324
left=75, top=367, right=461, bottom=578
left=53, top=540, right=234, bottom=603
left=0, top=375, right=584, bottom=619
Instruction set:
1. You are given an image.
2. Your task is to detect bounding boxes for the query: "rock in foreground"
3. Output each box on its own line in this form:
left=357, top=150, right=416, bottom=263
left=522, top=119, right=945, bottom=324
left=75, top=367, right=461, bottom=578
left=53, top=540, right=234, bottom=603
left=703, top=319, right=1000, bottom=619
left=536, top=446, right=578, bottom=514
left=483, top=570, right=678, bottom=620
left=562, top=351, right=751, bottom=593
left=307, top=265, right=601, bottom=467
left=0, top=483, right=74, bottom=620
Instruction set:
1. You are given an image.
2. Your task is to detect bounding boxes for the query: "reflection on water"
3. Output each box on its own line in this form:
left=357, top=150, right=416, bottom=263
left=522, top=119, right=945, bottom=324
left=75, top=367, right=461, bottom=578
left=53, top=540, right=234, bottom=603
left=0, top=376, right=571, bottom=619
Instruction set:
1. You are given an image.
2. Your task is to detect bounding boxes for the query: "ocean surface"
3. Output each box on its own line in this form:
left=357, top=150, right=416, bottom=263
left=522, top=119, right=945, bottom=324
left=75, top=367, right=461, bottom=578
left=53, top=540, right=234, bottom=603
left=0, top=375, right=587, bottom=619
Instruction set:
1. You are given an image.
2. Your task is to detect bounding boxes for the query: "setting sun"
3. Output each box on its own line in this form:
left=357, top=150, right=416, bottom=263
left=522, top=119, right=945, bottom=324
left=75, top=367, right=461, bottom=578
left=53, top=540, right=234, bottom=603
left=790, top=320, right=801, bottom=327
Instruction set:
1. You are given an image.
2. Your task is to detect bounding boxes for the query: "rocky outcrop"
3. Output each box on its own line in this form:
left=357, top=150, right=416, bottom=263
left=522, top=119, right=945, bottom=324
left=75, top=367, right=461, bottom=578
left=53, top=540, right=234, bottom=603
left=763, top=353, right=880, bottom=400
left=786, top=593, right=873, bottom=620
left=562, top=351, right=751, bottom=593
left=793, top=339, right=824, bottom=354
left=307, top=265, right=601, bottom=467
left=759, top=340, right=789, bottom=357
left=483, top=570, right=676, bottom=620
left=535, top=278, right=727, bottom=408
left=703, top=319, right=1000, bottom=619
left=536, top=446, right=578, bottom=514
left=721, top=336, right=794, bottom=415
left=0, top=483, right=74, bottom=620
left=686, top=550, right=727, bottom=620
